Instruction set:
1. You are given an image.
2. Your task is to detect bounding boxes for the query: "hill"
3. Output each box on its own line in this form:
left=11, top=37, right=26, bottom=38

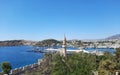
left=105, top=34, right=120, bottom=40
left=0, top=40, right=37, bottom=46
left=36, top=39, right=61, bottom=46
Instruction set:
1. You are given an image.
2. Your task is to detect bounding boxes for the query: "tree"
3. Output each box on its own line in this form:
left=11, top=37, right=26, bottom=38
left=115, top=48, right=120, bottom=70
left=51, top=52, right=96, bottom=75
left=115, top=48, right=120, bottom=61
left=104, top=51, right=113, bottom=60
left=98, top=59, right=116, bottom=75
left=1, top=62, right=12, bottom=74
left=51, top=53, right=68, bottom=75
left=36, top=39, right=61, bottom=46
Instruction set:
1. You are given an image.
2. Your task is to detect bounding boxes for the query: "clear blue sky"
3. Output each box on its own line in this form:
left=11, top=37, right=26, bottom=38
left=0, top=0, right=120, bottom=41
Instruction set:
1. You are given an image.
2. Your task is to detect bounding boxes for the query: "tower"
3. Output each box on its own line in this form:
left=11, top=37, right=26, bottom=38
left=62, top=35, right=67, bottom=58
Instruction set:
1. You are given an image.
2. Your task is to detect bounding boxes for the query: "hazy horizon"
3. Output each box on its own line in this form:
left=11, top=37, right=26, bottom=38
left=0, top=0, right=120, bottom=40
left=0, top=33, right=119, bottom=41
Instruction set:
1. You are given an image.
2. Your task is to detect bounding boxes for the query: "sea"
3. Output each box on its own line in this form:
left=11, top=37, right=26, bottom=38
left=0, top=46, right=116, bottom=72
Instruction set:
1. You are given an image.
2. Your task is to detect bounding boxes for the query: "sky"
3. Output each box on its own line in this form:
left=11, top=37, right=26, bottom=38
left=0, top=0, right=120, bottom=41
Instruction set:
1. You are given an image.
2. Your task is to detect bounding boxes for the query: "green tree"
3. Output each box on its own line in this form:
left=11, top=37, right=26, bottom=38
left=115, top=48, right=120, bottom=70
left=104, top=51, right=113, bottom=60
left=98, top=59, right=116, bottom=75
left=51, top=52, right=96, bottom=75
left=98, top=69, right=109, bottom=75
left=1, top=62, right=12, bottom=74
left=51, top=53, right=68, bottom=75
left=68, top=52, right=96, bottom=75
left=96, top=51, right=114, bottom=70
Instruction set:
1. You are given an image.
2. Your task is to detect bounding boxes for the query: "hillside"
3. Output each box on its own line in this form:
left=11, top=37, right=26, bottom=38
left=105, top=34, right=120, bottom=40
left=0, top=39, right=61, bottom=46
left=0, top=40, right=37, bottom=46
left=36, top=39, right=62, bottom=46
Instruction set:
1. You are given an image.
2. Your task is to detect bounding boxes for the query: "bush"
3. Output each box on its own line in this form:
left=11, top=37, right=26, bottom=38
left=1, top=62, right=12, bottom=74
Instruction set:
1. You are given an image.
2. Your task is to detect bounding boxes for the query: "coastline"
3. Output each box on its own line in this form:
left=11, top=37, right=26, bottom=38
left=0, top=46, right=116, bottom=72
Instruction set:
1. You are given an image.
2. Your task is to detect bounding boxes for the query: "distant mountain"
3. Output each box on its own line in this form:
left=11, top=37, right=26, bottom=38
left=81, top=34, right=120, bottom=42
left=105, top=34, right=120, bottom=40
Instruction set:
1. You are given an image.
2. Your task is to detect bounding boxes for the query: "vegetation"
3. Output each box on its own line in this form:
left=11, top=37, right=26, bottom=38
left=1, top=48, right=120, bottom=75
left=36, top=39, right=62, bottom=46
left=51, top=53, right=96, bottom=75
left=50, top=48, right=120, bottom=75
left=115, top=48, right=120, bottom=70
left=7, top=48, right=120, bottom=75
left=22, top=54, right=52, bottom=75
left=0, top=40, right=36, bottom=46
left=1, top=62, right=12, bottom=74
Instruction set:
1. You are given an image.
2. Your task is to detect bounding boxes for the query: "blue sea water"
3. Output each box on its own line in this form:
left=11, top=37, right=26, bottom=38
left=0, top=46, right=44, bottom=72
left=85, top=48, right=115, bottom=54
left=0, top=46, right=116, bottom=72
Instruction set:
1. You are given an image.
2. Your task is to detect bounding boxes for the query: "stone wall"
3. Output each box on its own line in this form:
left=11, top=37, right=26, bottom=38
left=9, top=59, right=43, bottom=75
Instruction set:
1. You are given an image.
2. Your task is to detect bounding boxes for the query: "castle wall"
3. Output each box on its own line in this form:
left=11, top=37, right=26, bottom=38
left=9, top=59, right=43, bottom=75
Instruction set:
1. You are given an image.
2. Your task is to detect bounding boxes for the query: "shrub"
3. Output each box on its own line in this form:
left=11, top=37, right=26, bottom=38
left=1, top=62, right=12, bottom=74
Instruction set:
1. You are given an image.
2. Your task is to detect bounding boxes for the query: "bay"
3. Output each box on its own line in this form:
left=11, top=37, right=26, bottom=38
left=0, top=46, right=116, bottom=72
left=0, top=46, right=44, bottom=72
